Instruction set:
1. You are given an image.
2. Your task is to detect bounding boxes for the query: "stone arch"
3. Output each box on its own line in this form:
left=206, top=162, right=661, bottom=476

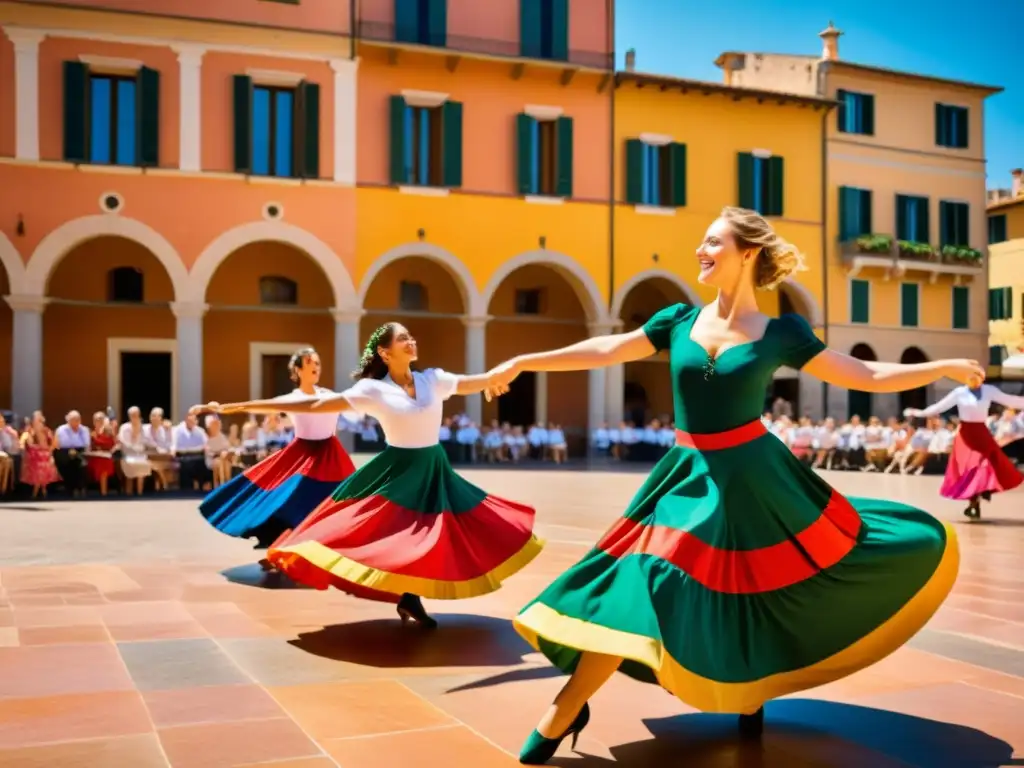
left=187, top=222, right=357, bottom=309
left=0, top=231, right=26, bottom=294
left=25, top=215, right=188, bottom=298
left=480, top=249, right=608, bottom=323
left=780, top=278, right=824, bottom=327
left=610, top=268, right=703, bottom=318
left=358, top=242, right=482, bottom=316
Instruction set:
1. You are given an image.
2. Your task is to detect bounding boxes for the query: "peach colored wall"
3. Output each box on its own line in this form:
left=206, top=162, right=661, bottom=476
left=41, top=237, right=176, bottom=418
left=0, top=35, right=13, bottom=158
left=357, top=49, right=611, bottom=200
left=38, top=37, right=181, bottom=167
left=0, top=164, right=356, bottom=277
left=13, top=0, right=351, bottom=35
left=201, top=52, right=335, bottom=177
left=359, top=0, right=610, bottom=56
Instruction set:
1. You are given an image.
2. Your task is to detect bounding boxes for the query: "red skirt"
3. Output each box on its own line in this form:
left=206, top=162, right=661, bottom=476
left=940, top=421, right=1023, bottom=500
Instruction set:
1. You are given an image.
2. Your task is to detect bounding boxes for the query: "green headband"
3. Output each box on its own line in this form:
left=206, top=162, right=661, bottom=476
left=359, top=324, right=391, bottom=368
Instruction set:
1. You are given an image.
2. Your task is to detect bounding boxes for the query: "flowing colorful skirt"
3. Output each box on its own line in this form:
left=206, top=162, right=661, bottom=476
left=940, top=421, right=1023, bottom=500
left=200, top=437, right=355, bottom=546
left=267, top=444, right=544, bottom=603
left=514, top=419, right=959, bottom=715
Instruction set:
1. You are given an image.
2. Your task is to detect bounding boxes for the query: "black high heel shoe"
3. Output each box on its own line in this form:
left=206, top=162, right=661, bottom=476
left=738, top=707, right=764, bottom=739
left=397, top=593, right=438, bottom=629
left=519, top=702, right=590, bottom=764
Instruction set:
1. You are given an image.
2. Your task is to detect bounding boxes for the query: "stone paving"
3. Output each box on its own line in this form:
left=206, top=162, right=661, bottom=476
left=0, top=467, right=1022, bottom=767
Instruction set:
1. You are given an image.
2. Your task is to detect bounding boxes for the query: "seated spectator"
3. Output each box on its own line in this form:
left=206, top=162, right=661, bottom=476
left=21, top=410, right=61, bottom=499
left=239, top=418, right=264, bottom=468
left=173, top=411, right=209, bottom=491
left=144, top=407, right=175, bottom=491
left=54, top=410, right=91, bottom=497
left=547, top=422, right=568, bottom=464
left=926, top=418, right=955, bottom=473
left=789, top=416, right=816, bottom=464
left=0, top=413, right=19, bottom=494
left=117, top=406, right=153, bottom=495
left=812, top=418, right=839, bottom=470
left=204, top=414, right=233, bottom=487
left=86, top=411, right=116, bottom=496
left=455, top=420, right=479, bottom=464
left=483, top=424, right=504, bottom=463
left=527, top=422, right=548, bottom=460
left=506, top=425, right=528, bottom=463
left=862, top=416, right=887, bottom=471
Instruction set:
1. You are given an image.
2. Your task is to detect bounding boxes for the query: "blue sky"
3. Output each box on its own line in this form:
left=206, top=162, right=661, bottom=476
left=615, top=0, right=1022, bottom=190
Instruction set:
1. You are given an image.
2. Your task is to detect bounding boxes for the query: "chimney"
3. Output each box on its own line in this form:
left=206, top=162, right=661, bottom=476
left=1013, top=168, right=1022, bottom=197
left=819, top=21, right=843, bottom=61
left=624, top=48, right=636, bottom=72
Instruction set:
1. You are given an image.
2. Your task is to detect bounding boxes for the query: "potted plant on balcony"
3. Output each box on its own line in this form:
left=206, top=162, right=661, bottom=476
left=854, top=234, right=894, bottom=255
left=940, top=244, right=983, bottom=265
left=896, top=240, right=937, bottom=261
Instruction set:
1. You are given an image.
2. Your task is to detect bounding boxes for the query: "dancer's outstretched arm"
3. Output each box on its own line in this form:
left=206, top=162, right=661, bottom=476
left=987, top=384, right=1024, bottom=411
left=904, top=389, right=961, bottom=419
left=491, top=329, right=655, bottom=377
left=803, top=352, right=983, bottom=394
left=191, top=395, right=351, bottom=416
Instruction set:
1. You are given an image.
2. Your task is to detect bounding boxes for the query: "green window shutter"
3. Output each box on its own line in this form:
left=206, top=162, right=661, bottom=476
left=737, top=152, right=754, bottom=209
left=296, top=82, right=320, bottom=179
left=555, top=115, right=573, bottom=197
left=549, top=0, right=569, bottom=61
left=63, top=60, right=89, bottom=162
left=851, top=279, right=869, bottom=323
left=939, top=201, right=950, bottom=246
left=895, top=194, right=906, bottom=240
left=395, top=0, right=420, bottom=43
left=624, top=139, right=644, bottom=204
left=389, top=95, right=409, bottom=184
left=956, top=107, right=968, bottom=148
left=835, top=89, right=847, bottom=132
left=441, top=100, right=463, bottom=187
left=136, top=66, right=160, bottom=167
left=520, top=0, right=541, bottom=58
left=1004, top=287, right=1013, bottom=319
left=516, top=113, right=535, bottom=194
left=917, top=197, right=930, bottom=243
left=935, top=103, right=945, bottom=146
left=957, top=203, right=969, bottom=246
left=232, top=74, right=253, bottom=173
left=669, top=142, right=687, bottom=207
left=767, top=156, right=784, bottom=216
left=989, top=214, right=1007, bottom=244
left=901, top=283, right=919, bottom=327
left=952, top=286, right=969, bottom=329
left=859, top=189, right=873, bottom=234
left=838, top=186, right=853, bottom=240
left=427, top=0, right=447, bottom=46
left=862, top=94, right=875, bottom=135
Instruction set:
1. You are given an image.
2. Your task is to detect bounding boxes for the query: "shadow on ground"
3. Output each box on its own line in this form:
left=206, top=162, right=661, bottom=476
left=220, top=563, right=310, bottom=589
left=554, top=699, right=1020, bottom=768
left=290, top=613, right=533, bottom=669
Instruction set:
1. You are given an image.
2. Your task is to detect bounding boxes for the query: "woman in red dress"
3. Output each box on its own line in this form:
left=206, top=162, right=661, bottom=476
left=20, top=410, right=61, bottom=499
left=87, top=411, right=117, bottom=496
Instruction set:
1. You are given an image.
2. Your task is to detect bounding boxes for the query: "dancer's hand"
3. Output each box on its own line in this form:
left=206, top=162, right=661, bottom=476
left=940, top=359, right=985, bottom=385
left=903, top=407, right=922, bottom=418
left=482, top=359, right=521, bottom=401
left=190, top=401, right=220, bottom=415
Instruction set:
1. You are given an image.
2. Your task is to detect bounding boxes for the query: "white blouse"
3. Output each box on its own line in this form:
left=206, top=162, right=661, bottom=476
left=273, top=387, right=343, bottom=441
left=338, top=369, right=459, bottom=449
left=912, top=384, right=1024, bottom=423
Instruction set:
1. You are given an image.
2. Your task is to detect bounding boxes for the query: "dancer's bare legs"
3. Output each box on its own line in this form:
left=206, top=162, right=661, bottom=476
left=535, top=651, right=623, bottom=738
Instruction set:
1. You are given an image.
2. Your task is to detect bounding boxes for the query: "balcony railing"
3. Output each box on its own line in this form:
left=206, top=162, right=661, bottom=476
left=357, top=21, right=613, bottom=70
left=841, top=235, right=984, bottom=280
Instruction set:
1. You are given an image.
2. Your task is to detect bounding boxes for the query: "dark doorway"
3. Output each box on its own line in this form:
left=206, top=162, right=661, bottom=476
left=261, top=355, right=293, bottom=398
left=498, top=371, right=536, bottom=427
left=848, top=343, right=877, bottom=419
left=624, top=381, right=648, bottom=425
left=899, top=347, right=929, bottom=413
left=120, top=352, right=172, bottom=419
left=766, top=377, right=800, bottom=414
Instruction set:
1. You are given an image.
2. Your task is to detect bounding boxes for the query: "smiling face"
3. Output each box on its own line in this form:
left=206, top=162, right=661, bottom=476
left=379, top=324, right=418, bottom=368
left=695, top=217, right=756, bottom=289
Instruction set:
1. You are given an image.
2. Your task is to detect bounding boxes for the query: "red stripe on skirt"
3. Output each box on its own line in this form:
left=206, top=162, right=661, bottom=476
left=244, top=437, right=355, bottom=490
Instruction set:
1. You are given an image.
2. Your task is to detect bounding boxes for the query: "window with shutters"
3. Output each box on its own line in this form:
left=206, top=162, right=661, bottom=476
left=252, top=86, right=296, bottom=177
left=737, top=152, right=784, bottom=216
left=895, top=195, right=929, bottom=242
left=399, top=280, right=427, bottom=311
left=988, top=214, right=1008, bottom=244
left=624, top=139, right=686, bottom=208
left=517, top=114, right=572, bottom=198
left=989, top=287, right=1013, bottom=320
left=935, top=104, right=968, bottom=149
left=233, top=75, right=319, bottom=179
left=520, top=0, right=569, bottom=62
left=515, top=288, right=543, bottom=315
left=389, top=96, right=462, bottom=189
left=89, top=74, right=137, bottom=165
left=838, top=186, right=872, bottom=241
left=900, top=282, right=919, bottom=327
left=395, top=0, right=447, bottom=46
left=259, top=276, right=298, bottom=305
left=951, top=285, right=969, bottom=330
left=836, top=90, right=875, bottom=135
left=939, top=201, right=970, bottom=247
left=850, top=279, right=870, bottom=324
left=108, top=267, right=144, bottom=303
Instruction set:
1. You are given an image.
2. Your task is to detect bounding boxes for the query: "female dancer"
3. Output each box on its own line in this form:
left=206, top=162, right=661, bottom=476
left=202, top=323, right=542, bottom=629
left=481, top=206, right=981, bottom=764
left=199, top=348, right=356, bottom=551
left=905, top=380, right=1024, bottom=519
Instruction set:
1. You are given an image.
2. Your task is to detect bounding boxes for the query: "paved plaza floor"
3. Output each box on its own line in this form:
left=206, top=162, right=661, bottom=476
left=0, top=466, right=1022, bottom=767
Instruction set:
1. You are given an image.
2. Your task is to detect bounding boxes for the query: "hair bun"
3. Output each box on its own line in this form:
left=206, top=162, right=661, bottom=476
left=756, top=239, right=806, bottom=290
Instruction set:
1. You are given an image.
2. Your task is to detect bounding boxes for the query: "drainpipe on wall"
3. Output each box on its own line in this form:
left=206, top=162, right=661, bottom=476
left=350, top=0, right=358, bottom=59
left=818, top=62, right=831, bottom=418
left=607, top=0, right=616, bottom=318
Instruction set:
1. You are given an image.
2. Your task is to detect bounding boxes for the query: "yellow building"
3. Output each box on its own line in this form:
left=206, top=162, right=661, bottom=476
left=987, top=171, right=1024, bottom=381
left=716, top=23, right=1002, bottom=420
left=610, top=67, right=832, bottom=421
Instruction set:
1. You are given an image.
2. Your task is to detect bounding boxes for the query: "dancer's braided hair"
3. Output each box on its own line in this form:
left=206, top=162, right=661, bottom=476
left=352, top=323, right=397, bottom=380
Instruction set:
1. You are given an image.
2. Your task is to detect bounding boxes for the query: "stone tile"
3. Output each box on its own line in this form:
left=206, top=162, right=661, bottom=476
left=217, top=637, right=356, bottom=687
left=0, top=628, right=18, bottom=647
left=17, top=625, right=111, bottom=646
left=10, top=606, right=102, bottom=628
left=0, top=733, right=168, bottom=767
left=100, top=601, right=194, bottom=627
left=908, top=629, right=1024, bottom=678
left=117, top=639, right=249, bottom=692
left=0, top=644, right=134, bottom=698
left=268, top=680, right=455, bottom=740
left=106, top=621, right=209, bottom=642
left=0, top=691, right=153, bottom=748
left=191, top=613, right=275, bottom=639
left=143, top=685, right=286, bottom=728
left=158, top=718, right=321, bottom=768
left=233, top=759, right=336, bottom=768
left=321, top=725, right=518, bottom=767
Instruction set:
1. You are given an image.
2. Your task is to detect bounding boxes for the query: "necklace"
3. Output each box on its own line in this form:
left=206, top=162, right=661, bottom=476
left=703, top=355, right=717, bottom=381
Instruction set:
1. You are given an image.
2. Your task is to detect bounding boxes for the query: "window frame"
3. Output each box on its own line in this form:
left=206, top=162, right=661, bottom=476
left=936, top=103, right=969, bottom=149
left=251, top=83, right=297, bottom=179
left=951, top=285, right=970, bottom=330
left=899, top=281, right=920, bottom=328
left=849, top=277, right=870, bottom=324
left=837, top=89, right=875, bottom=136
left=88, top=72, right=138, bottom=167
left=988, top=214, right=1008, bottom=245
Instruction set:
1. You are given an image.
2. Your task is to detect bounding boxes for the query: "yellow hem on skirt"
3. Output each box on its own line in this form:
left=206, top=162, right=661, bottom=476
left=271, top=534, right=545, bottom=600
left=514, top=523, right=960, bottom=714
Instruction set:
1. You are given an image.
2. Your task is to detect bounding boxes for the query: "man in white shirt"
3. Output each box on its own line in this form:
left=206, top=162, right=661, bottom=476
left=592, top=423, right=611, bottom=457
left=455, top=421, right=480, bottom=464
left=54, top=410, right=91, bottom=496
left=173, top=412, right=208, bottom=490
left=527, top=422, right=548, bottom=460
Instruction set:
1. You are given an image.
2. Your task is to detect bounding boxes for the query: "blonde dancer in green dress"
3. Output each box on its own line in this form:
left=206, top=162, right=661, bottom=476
left=481, top=207, right=982, bottom=765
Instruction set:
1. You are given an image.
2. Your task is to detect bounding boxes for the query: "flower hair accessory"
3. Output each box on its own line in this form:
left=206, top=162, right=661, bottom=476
left=359, top=324, right=391, bottom=368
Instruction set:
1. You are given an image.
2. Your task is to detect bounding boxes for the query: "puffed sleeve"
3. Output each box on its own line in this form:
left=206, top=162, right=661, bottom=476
left=642, top=303, right=688, bottom=353
left=778, top=314, right=826, bottom=370
left=425, top=368, right=460, bottom=401
left=335, top=378, right=381, bottom=421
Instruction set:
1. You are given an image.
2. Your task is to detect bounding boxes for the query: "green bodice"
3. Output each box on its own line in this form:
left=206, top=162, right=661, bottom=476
left=642, top=303, right=826, bottom=434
